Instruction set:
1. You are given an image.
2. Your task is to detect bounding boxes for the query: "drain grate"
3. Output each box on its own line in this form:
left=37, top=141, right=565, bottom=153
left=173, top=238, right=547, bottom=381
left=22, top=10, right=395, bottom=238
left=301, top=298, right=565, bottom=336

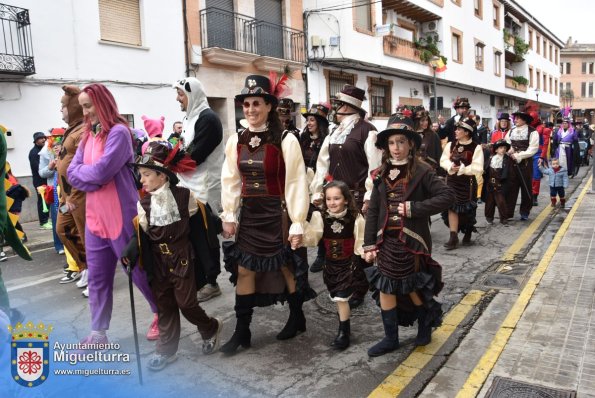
left=485, top=376, right=576, bottom=398
left=483, top=274, right=520, bottom=289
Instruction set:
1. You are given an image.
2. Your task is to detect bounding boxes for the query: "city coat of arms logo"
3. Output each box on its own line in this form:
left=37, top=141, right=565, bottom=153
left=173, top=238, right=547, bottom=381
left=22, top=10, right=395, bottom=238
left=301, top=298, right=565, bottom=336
left=8, top=321, right=53, bottom=387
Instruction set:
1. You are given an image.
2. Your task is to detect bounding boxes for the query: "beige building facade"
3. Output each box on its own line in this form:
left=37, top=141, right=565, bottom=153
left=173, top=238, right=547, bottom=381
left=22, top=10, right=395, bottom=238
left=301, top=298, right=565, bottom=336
left=184, top=0, right=306, bottom=139
left=560, top=38, right=595, bottom=124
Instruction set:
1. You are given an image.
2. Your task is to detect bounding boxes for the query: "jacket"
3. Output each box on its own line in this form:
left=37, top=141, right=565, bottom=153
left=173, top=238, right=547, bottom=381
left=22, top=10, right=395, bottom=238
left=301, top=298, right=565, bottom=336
left=539, top=165, right=569, bottom=188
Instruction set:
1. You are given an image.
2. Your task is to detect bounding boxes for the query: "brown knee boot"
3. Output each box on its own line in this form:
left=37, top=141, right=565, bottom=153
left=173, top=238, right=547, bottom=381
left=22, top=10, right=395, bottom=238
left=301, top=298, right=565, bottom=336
left=550, top=197, right=557, bottom=207
left=560, top=197, right=566, bottom=208
left=443, top=231, right=459, bottom=250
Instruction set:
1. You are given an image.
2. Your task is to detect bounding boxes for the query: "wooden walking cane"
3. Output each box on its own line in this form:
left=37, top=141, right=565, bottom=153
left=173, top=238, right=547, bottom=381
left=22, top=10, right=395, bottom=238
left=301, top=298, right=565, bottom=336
left=126, top=262, right=144, bottom=385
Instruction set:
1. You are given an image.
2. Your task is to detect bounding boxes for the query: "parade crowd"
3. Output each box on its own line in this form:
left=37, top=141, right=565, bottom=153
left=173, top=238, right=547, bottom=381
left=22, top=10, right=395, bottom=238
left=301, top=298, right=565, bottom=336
left=1, top=74, right=592, bottom=372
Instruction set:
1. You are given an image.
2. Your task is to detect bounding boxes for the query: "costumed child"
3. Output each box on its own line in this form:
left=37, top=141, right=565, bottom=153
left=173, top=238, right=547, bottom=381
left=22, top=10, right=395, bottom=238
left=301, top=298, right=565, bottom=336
left=484, top=140, right=512, bottom=225
left=363, top=113, right=454, bottom=357
left=538, top=158, right=569, bottom=208
left=304, top=180, right=365, bottom=349
left=440, top=117, right=484, bottom=249
left=121, top=141, right=222, bottom=371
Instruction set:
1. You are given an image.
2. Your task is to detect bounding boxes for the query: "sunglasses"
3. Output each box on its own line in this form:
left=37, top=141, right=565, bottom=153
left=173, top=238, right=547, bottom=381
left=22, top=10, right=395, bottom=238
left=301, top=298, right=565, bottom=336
left=242, top=100, right=264, bottom=108
left=52, top=136, right=64, bottom=145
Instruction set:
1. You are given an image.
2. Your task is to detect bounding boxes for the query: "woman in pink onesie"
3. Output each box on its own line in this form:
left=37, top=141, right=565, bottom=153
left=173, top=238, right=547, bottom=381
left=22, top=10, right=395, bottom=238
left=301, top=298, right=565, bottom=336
left=68, top=83, right=158, bottom=344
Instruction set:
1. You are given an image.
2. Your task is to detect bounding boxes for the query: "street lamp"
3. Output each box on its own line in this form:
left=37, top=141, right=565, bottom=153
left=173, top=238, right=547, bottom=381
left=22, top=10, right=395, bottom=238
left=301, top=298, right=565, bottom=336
left=535, top=87, right=540, bottom=103
left=430, top=55, right=440, bottom=120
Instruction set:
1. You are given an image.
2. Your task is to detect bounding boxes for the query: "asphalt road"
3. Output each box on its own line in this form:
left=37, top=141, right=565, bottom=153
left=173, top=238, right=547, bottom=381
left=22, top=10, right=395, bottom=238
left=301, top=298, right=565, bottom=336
left=1, top=165, right=590, bottom=398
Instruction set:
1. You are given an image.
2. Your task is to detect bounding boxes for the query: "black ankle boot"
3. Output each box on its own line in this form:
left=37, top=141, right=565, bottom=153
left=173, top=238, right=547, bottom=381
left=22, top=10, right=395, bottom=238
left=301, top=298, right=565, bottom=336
left=220, top=294, right=254, bottom=354
left=462, top=230, right=472, bottom=245
left=443, top=232, right=459, bottom=250
left=415, top=306, right=432, bottom=346
left=309, top=255, right=324, bottom=273
left=276, top=292, right=306, bottom=340
left=330, top=319, right=350, bottom=350
left=368, top=308, right=399, bottom=357
left=532, top=194, right=539, bottom=206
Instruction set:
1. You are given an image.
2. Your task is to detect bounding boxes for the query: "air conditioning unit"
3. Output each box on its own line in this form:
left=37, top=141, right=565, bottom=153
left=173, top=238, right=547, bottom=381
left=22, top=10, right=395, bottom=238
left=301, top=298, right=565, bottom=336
left=423, top=83, right=434, bottom=96
left=423, top=21, right=438, bottom=33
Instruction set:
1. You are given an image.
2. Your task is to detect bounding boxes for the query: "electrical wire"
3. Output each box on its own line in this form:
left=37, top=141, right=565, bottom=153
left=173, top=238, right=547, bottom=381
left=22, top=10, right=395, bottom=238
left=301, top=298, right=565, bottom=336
left=309, top=0, right=382, bottom=13
left=0, top=77, right=171, bottom=89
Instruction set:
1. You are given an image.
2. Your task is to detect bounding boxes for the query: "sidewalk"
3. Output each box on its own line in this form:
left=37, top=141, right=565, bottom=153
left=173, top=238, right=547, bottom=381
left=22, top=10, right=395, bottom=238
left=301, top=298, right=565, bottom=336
left=5, top=220, right=55, bottom=255
left=472, top=181, right=595, bottom=397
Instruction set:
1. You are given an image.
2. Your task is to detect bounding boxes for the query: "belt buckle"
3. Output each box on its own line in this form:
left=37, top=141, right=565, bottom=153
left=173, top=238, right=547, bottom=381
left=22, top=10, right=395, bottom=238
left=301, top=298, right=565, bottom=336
left=159, top=243, right=172, bottom=255
left=491, top=178, right=496, bottom=184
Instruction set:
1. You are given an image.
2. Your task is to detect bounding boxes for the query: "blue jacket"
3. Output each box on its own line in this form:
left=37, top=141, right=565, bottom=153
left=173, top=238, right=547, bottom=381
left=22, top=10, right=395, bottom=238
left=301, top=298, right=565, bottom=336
left=539, top=165, right=569, bottom=188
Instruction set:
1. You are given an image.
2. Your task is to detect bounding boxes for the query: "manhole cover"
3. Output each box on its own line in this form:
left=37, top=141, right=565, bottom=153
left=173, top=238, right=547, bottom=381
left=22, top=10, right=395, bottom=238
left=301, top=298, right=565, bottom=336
left=315, top=290, right=377, bottom=316
left=485, top=376, right=576, bottom=398
left=483, top=274, right=520, bottom=288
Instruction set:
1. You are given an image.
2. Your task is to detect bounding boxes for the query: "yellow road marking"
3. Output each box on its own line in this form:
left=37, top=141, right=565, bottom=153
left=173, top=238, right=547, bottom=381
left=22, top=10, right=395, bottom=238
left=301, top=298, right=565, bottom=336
left=368, top=186, right=562, bottom=397
left=456, top=176, right=592, bottom=398
left=368, top=291, right=485, bottom=398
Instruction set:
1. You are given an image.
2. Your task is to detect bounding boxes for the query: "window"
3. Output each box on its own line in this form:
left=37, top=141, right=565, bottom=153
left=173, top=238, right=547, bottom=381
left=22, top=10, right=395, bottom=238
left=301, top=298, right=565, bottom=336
left=474, top=0, right=483, bottom=19
left=536, top=34, right=540, bottom=54
left=494, top=50, right=502, bottom=76
left=582, top=62, right=594, bottom=74
left=368, top=77, right=393, bottom=117
left=529, top=66, right=534, bottom=87
left=543, top=73, right=547, bottom=92
left=549, top=76, right=553, bottom=94
left=559, top=81, right=562, bottom=95
left=325, top=70, right=356, bottom=102
left=122, top=114, right=135, bottom=128
left=555, top=48, right=559, bottom=64
left=582, top=82, right=586, bottom=97
left=565, top=82, right=571, bottom=92
left=475, top=40, right=485, bottom=70
left=451, top=28, right=463, bottom=63
left=528, top=29, right=533, bottom=49
left=98, top=0, right=142, bottom=46
left=542, top=38, right=546, bottom=58
left=493, top=3, right=500, bottom=28
left=536, top=70, right=541, bottom=89
left=353, top=0, right=373, bottom=34
left=561, top=62, right=571, bottom=74
left=549, top=44, right=553, bottom=62
left=590, top=82, right=594, bottom=98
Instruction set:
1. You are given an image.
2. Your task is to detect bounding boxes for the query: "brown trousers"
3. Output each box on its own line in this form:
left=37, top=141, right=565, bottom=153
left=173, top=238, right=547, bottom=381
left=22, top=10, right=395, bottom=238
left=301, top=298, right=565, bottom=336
left=56, top=200, right=87, bottom=270
left=485, top=189, right=508, bottom=222
left=151, top=262, right=217, bottom=356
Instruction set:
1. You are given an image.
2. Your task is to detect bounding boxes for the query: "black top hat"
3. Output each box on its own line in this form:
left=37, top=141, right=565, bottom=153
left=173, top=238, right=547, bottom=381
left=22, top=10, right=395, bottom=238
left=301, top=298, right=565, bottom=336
left=455, top=117, right=477, bottom=134
left=33, top=132, right=47, bottom=142
left=302, top=103, right=330, bottom=125
left=132, top=142, right=181, bottom=185
left=492, top=139, right=511, bottom=152
left=332, top=85, right=367, bottom=114
left=277, top=98, right=295, bottom=116
left=376, top=113, right=421, bottom=149
left=235, top=75, right=278, bottom=106
left=512, top=110, right=533, bottom=125
left=497, top=112, right=510, bottom=120
left=453, top=97, right=471, bottom=109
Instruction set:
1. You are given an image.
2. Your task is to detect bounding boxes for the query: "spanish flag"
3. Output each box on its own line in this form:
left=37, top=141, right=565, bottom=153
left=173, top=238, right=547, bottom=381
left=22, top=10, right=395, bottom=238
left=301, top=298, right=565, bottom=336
left=430, top=57, right=447, bottom=73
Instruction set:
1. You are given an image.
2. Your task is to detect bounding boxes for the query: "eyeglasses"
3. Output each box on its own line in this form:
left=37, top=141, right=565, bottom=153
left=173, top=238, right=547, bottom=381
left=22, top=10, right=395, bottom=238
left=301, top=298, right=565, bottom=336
left=242, top=100, right=264, bottom=108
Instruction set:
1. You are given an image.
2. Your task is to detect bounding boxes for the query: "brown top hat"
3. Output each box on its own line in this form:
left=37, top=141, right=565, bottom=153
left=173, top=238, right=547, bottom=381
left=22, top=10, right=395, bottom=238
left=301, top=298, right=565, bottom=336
left=235, top=74, right=278, bottom=106
left=302, top=103, right=330, bottom=125
left=376, top=113, right=421, bottom=149
left=455, top=117, right=477, bottom=134
left=277, top=98, right=295, bottom=116
left=332, top=84, right=367, bottom=114
left=453, top=97, right=471, bottom=109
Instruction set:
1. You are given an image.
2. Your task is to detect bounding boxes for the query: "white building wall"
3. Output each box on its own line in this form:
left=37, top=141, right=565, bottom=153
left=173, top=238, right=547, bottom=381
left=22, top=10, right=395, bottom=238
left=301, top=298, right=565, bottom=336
left=1, top=0, right=186, bottom=177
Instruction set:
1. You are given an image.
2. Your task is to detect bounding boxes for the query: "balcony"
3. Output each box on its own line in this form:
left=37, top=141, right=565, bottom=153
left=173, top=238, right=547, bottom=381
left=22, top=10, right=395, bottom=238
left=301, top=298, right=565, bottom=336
left=199, top=7, right=305, bottom=70
left=383, top=35, right=423, bottom=64
left=505, top=76, right=527, bottom=93
left=0, top=3, right=35, bottom=76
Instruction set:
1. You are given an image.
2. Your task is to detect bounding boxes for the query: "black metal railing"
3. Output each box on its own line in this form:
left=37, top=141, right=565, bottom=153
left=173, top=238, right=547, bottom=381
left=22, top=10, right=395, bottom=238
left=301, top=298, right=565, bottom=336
left=200, top=7, right=305, bottom=63
left=0, top=3, right=35, bottom=75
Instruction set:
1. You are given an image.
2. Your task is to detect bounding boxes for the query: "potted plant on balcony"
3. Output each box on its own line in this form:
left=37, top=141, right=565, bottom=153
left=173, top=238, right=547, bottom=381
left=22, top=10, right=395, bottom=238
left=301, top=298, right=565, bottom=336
left=503, top=30, right=529, bottom=62
left=511, top=75, right=529, bottom=88
left=414, top=35, right=448, bottom=66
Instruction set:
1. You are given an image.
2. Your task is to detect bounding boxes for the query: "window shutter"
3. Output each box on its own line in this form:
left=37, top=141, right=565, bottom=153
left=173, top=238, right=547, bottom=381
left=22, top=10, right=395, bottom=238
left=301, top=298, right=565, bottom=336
left=98, top=0, right=142, bottom=46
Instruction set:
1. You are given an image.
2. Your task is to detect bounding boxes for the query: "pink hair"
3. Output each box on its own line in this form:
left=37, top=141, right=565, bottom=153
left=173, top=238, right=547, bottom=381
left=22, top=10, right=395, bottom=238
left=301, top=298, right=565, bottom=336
left=81, top=83, right=130, bottom=141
